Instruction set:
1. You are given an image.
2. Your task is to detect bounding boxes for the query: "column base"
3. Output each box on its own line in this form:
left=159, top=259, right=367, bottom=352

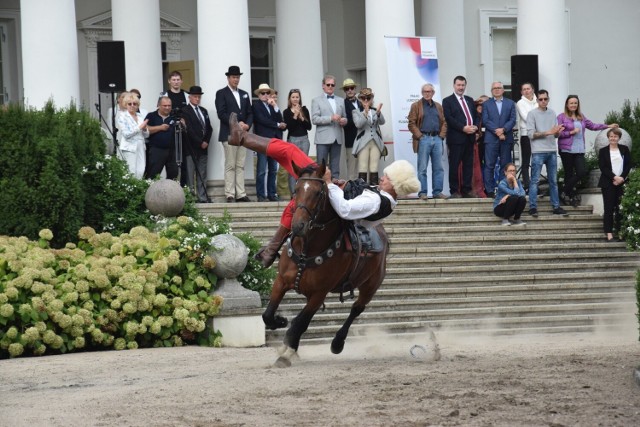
left=212, top=308, right=265, bottom=347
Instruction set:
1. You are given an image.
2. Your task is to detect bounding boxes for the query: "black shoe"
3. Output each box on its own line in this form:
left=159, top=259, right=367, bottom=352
left=236, top=196, right=251, bottom=202
left=552, top=207, right=569, bottom=216
left=226, top=196, right=234, bottom=203
left=485, top=191, right=495, bottom=198
left=268, top=195, right=280, bottom=202
left=257, top=196, right=267, bottom=202
left=461, top=192, right=473, bottom=198
left=528, top=208, right=538, bottom=217
left=450, top=193, right=461, bottom=199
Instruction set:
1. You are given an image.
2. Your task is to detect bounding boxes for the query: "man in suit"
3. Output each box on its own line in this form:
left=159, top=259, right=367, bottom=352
left=182, top=86, right=213, bottom=203
left=252, top=83, right=286, bottom=202
left=215, top=65, right=254, bottom=203
left=481, top=81, right=517, bottom=197
left=311, top=74, right=347, bottom=180
left=342, top=78, right=362, bottom=180
left=442, top=75, right=478, bottom=198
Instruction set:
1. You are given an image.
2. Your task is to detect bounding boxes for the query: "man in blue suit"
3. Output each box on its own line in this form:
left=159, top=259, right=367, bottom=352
left=482, top=81, right=517, bottom=197
left=252, top=83, right=286, bottom=201
left=215, top=65, right=254, bottom=203
left=442, top=75, right=478, bottom=198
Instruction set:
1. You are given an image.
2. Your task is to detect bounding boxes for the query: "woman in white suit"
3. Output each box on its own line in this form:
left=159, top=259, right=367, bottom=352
left=352, top=88, right=385, bottom=185
left=116, top=92, right=149, bottom=178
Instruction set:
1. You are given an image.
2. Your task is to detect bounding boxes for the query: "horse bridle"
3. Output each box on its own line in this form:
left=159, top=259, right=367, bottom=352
left=293, top=176, right=336, bottom=230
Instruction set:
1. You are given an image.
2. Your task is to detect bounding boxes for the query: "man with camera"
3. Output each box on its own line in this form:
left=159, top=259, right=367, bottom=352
left=144, top=96, right=179, bottom=180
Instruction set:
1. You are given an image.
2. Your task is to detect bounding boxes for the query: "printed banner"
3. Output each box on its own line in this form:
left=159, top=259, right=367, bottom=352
left=385, top=37, right=448, bottom=196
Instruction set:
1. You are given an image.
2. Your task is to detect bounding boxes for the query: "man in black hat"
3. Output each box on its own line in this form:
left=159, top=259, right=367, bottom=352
left=182, top=85, right=213, bottom=203
left=215, top=65, right=254, bottom=202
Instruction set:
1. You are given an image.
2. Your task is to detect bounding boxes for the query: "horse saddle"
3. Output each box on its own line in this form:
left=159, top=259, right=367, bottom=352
left=347, top=223, right=384, bottom=254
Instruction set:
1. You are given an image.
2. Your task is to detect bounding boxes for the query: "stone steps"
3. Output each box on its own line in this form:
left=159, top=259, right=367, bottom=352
left=198, top=196, right=640, bottom=346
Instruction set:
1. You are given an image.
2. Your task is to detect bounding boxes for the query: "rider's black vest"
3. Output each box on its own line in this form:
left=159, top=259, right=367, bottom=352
left=342, top=178, right=393, bottom=221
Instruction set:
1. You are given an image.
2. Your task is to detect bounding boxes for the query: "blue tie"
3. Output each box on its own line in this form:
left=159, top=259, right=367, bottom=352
left=327, top=95, right=334, bottom=99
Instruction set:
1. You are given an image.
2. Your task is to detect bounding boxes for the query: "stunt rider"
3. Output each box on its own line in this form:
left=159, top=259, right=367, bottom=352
left=228, top=112, right=420, bottom=268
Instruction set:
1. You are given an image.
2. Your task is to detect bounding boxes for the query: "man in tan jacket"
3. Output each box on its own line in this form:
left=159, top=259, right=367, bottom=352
left=407, top=83, right=448, bottom=199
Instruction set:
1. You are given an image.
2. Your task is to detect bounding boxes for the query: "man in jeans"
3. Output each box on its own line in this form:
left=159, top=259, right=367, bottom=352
left=408, top=83, right=448, bottom=199
left=525, top=89, right=568, bottom=217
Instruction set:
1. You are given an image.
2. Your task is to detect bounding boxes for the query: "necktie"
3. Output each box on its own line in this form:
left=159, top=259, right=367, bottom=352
left=327, top=95, right=334, bottom=99
left=460, top=96, right=472, bottom=126
left=195, top=106, right=205, bottom=128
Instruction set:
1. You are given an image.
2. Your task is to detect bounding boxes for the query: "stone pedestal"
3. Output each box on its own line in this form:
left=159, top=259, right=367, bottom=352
left=208, top=234, right=265, bottom=347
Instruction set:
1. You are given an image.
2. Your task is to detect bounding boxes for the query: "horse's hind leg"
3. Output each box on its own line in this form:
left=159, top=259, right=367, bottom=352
left=331, top=304, right=365, bottom=354
left=262, top=276, right=288, bottom=330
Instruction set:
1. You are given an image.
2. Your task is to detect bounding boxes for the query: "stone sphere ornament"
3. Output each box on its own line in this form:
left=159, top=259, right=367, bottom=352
left=208, top=234, right=249, bottom=279
left=593, top=128, right=633, bottom=153
left=145, top=179, right=185, bottom=217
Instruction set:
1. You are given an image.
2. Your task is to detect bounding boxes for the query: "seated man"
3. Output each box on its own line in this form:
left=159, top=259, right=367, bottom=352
left=228, top=112, right=420, bottom=267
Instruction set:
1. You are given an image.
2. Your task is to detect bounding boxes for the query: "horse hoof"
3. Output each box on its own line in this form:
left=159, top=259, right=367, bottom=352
left=330, top=339, right=344, bottom=354
left=263, top=315, right=288, bottom=330
left=274, top=357, right=291, bottom=368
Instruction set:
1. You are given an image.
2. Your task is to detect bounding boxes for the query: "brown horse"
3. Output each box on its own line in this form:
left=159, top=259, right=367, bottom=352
left=262, top=161, right=390, bottom=367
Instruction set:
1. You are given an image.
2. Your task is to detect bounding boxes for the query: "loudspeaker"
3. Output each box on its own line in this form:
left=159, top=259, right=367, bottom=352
left=97, top=41, right=126, bottom=92
left=511, top=55, right=538, bottom=101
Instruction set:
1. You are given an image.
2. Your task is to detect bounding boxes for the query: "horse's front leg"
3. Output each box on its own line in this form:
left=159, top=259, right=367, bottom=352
left=262, top=276, right=289, bottom=330
left=274, top=294, right=324, bottom=368
left=331, top=303, right=365, bottom=354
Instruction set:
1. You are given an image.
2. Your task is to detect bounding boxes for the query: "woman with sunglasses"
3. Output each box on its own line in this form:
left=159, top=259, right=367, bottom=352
left=116, top=92, right=149, bottom=178
left=352, top=88, right=385, bottom=185
left=557, top=95, right=618, bottom=207
left=283, top=89, right=312, bottom=195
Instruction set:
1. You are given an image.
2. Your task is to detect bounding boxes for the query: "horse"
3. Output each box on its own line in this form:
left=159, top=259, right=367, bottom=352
left=261, top=161, right=390, bottom=367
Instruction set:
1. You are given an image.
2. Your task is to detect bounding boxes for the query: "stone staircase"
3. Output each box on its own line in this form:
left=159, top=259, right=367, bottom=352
left=199, top=197, right=639, bottom=346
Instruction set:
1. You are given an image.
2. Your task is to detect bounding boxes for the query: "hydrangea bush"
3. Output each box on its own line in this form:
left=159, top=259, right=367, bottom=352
left=0, top=214, right=268, bottom=358
left=620, top=168, right=640, bottom=250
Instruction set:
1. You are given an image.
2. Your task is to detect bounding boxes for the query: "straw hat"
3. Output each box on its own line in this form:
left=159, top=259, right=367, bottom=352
left=254, top=83, right=275, bottom=96
left=341, top=78, right=358, bottom=89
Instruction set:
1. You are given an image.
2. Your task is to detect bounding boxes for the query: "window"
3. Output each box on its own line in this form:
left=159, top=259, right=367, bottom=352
left=250, top=37, right=273, bottom=100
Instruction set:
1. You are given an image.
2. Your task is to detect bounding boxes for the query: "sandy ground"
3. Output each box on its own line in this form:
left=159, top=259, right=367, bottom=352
left=1, top=324, right=640, bottom=427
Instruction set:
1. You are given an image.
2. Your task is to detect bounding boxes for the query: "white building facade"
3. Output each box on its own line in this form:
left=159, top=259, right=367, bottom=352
left=2, top=0, right=638, bottom=182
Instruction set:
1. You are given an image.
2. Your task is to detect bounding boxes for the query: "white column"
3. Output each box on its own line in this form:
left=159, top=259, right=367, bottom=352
left=421, top=0, right=466, bottom=90
left=20, top=0, right=79, bottom=108
left=197, top=0, right=253, bottom=180
left=517, top=0, right=568, bottom=114
left=365, top=0, right=415, bottom=161
left=111, top=0, right=163, bottom=115
left=275, top=0, right=324, bottom=153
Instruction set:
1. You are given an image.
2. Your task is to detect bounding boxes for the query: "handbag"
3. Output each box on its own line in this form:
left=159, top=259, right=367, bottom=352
left=381, top=145, right=388, bottom=158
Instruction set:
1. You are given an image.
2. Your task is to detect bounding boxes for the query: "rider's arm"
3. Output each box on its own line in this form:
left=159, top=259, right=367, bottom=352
left=327, top=184, right=380, bottom=220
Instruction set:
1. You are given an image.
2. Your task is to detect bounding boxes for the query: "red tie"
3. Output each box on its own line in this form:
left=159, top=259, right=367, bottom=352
left=460, top=96, right=472, bottom=126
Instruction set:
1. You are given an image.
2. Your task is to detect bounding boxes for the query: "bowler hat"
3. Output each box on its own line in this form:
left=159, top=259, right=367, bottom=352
left=188, top=86, right=204, bottom=95
left=225, top=65, right=243, bottom=76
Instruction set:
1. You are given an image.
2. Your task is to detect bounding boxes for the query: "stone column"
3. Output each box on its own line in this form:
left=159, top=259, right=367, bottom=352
left=20, top=0, right=80, bottom=108
left=421, top=0, right=466, bottom=90
left=364, top=0, right=415, bottom=161
left=517, top=0, right=568, bottom=114
left=111, top=0, right=163, bottom=115
left=275, top=0, right=324, bottom=154
left=197, top=0, right=253, bottom=181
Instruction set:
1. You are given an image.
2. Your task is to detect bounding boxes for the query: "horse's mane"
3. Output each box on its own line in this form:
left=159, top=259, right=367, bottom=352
left=298, top=164, right=319, bottom=177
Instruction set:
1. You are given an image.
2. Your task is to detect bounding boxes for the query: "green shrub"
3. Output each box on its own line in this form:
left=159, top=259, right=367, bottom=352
left=605, top=99, right=640, bottom=167
left=0, top=102, right=105, bottom=247
left=236, top=232, right=276, bottom=300
left=620, top=168, right=640, bottom=250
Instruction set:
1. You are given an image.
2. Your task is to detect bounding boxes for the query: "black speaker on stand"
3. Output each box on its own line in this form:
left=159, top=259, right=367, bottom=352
left=511, top=54, right=538, bottom=101
left=97, top=41, right=126, bottom=153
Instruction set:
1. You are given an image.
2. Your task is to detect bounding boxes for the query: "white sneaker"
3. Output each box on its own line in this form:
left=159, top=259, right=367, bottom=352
left=511, top=220, right=527, bottom=226
left=501, top=219, right=511, bottom=226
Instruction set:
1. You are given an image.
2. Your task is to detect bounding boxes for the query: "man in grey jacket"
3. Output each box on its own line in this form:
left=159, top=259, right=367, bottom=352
left=526, top=89, right=568, bottom=217
left=311, top=74, right=347, bottom=179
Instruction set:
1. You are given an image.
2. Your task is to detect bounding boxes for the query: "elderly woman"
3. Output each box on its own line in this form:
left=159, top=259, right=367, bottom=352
left=116, top=92, right=149, bottom=178
left=598, top=128, right=631, bottom=242
left=352, top=88, right=386, bottom=185
left=227, top=112, right=419, bottom=268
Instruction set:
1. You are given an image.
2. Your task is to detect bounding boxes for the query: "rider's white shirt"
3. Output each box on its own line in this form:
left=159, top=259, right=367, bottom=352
left=327, top=183, right=397, bottom=225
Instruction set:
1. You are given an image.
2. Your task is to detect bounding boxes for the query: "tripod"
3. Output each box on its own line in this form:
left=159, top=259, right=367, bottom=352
left=95, top=88, right=123, bottom=158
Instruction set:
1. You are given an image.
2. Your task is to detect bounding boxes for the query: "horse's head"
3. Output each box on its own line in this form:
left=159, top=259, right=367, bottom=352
left=290, top=161, right=331, bottom=237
